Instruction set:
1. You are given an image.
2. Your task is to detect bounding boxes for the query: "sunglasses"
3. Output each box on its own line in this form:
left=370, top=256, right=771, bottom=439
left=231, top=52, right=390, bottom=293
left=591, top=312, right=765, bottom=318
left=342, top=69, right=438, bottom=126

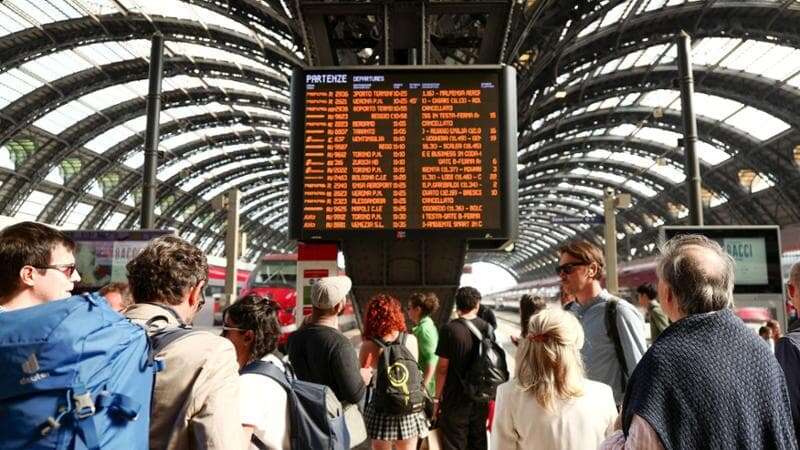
left=35, top=263, right=77, bottom=277
left=556, top=262, right=588, bottom=275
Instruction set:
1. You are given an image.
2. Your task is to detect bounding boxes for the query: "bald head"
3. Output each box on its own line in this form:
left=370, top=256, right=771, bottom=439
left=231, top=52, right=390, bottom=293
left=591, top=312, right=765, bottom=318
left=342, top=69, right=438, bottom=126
left=657, top=234, right=735, bottom=316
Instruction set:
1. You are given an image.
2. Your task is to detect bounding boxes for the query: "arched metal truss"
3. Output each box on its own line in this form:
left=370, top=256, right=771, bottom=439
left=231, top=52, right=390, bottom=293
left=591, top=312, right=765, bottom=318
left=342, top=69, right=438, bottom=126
left=0, top=0, right=299, bottom=260
left=469, top=0, right=800, bottom=281
left=1, top=0, right=800, bottom=272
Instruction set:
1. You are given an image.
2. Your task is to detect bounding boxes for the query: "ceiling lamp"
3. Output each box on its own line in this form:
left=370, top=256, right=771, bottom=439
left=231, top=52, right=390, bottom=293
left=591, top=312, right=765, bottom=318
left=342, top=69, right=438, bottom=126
left=701, top=188, right=714, bottom=208
left=737, top=169, right=757, bottom=190
left=793, top=145, right=800, bottom=167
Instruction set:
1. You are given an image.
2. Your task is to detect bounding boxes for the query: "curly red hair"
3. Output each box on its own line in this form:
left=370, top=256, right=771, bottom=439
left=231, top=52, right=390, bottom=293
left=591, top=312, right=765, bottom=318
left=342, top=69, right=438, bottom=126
left=363, top=294, right=407, bottom=340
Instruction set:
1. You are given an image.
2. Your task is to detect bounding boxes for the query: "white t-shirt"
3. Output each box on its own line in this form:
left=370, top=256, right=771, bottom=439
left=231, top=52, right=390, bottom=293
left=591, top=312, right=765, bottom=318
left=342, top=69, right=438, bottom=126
left=240, top=354, right=290, bottom=450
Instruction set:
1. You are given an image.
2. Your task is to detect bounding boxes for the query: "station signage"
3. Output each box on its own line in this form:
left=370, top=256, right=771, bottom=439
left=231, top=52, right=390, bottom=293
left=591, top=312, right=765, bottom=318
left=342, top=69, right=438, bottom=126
left=288, top=66, right=517, bottom=240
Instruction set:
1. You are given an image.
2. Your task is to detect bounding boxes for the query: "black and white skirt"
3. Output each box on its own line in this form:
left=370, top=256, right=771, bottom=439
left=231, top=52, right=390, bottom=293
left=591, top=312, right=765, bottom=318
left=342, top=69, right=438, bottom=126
left=364, top=402, right=429, bottom=441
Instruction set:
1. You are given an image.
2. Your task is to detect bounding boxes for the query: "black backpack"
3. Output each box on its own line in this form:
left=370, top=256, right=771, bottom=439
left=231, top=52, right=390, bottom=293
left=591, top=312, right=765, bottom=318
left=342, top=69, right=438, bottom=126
left=458, top=318, right=509, bottom=402
left=371, top=333, right=426, bottom=415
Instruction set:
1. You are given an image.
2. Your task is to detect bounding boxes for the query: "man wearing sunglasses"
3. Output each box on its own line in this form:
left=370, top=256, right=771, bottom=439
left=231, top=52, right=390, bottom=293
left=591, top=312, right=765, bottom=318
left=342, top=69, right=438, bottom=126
left=0, top=221, right=81, bottom=312
left=558, top=240, right=645, bottom=405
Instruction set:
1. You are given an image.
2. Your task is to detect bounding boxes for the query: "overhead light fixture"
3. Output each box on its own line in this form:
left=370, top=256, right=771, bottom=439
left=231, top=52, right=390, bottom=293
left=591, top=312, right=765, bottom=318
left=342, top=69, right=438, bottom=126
left=737, top=169, right=757, bottom=190
left=554, top=90, right=567, bottom=99
left=794, top=145, right=800, bottom=167
left=701, top=188, right=713, bottom=208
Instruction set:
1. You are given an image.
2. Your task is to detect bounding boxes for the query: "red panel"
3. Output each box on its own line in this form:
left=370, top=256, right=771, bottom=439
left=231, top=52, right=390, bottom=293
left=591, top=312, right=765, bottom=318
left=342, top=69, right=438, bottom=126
left=298, top=242, right=338, bottom=261
left=208, top=266, right=226, bottom=280
left=236, top=269, right=251, bottom=283
left=304, top=269, right=330, bottom=278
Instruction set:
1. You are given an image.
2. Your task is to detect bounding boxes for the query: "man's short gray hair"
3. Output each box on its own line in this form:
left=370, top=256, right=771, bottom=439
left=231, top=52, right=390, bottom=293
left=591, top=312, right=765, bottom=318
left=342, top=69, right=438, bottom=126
left=656, top=234, right=735, bottom=315
left=789, top=261, right=800, bottom=289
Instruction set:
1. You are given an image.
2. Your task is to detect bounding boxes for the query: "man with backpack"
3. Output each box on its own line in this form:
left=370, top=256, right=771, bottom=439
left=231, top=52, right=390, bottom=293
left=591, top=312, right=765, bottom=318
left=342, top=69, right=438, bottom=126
left=558, top=240, right=646, bottom=405
left=288, top=275, right=372, bottom=447
left=124, top=236, right=243, bottom=450
left=434, top=286, right=508, bottom=450
left=0, top=222, right=154, bottom=450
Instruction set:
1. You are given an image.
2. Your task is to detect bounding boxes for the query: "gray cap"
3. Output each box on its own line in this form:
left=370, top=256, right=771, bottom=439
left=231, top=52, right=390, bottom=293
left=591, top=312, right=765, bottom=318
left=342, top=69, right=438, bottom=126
left=311, top=275, right=352, bottom=309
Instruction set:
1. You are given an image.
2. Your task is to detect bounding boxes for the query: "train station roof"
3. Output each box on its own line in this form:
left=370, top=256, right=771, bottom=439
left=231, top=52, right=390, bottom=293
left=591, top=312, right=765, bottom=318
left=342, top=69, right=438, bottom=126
left=0, top=1, right=798, bottom=279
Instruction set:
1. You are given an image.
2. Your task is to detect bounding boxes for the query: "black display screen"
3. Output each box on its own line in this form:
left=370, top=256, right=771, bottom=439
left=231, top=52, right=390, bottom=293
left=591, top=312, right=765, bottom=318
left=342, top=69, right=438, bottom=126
left=289, top=65, right=517, bottom=240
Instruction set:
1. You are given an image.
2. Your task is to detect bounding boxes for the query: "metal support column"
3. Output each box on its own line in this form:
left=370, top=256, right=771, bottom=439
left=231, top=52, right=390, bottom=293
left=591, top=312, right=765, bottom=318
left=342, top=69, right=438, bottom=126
left=604, top=188, right=619, bottom=295
left=677, top=31, right=703, bottom=226
left=223, top=188, right=241, bottom=308
left=141, top=33, right=164, bottom=229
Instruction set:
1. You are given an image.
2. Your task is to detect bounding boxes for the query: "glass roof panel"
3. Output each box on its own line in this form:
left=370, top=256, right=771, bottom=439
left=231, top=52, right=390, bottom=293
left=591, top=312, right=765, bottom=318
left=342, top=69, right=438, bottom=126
left=123, top=152, right=145, bottom=169
left=119, top=0, right=256, bottom=36
left=634, top=127, right=681, bottom=147
left=62, top=202, right=94, bottom=229
left=724, top=107, right=791, bottom=141
left=15, top=190, right=52, bottom=221
left=639, top=89, right=679, bottom=108
left=0, top=69, right=45, bottom=108
left=33, top=100, right=96, bottom=135
left=624, top=179, right=658, bottom=197
left=166, top=42, right=280, bottom=77
left=0, top=146, right=14, bottom=169
left=557, top=182, right=603, bottom=197
left=695, top=141, right=731, bottom=165
left=692, top=38, right=741, bottom=67
left=19, top=47, right=96, bottom=83
left=45, top=167, right=63, bottom=184
left=181, top=158, right=273, bottom=191
left=205, top=168, right=287, bottom=201
left=102, top=211, right=128, bottom=229
left=751, top=173, right=776, bottom=194
left=691, top=93, right=743, bottom=121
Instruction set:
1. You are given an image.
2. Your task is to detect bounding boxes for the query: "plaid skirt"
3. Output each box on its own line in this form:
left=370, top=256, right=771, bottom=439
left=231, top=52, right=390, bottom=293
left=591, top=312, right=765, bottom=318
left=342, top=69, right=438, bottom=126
left=364, top=402, right=429, bottom=441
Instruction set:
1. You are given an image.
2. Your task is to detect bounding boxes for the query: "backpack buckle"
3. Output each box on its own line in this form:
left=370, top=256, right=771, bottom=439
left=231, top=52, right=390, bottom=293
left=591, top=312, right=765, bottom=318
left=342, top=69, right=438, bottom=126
left=73, top=392, right=96, bottom=419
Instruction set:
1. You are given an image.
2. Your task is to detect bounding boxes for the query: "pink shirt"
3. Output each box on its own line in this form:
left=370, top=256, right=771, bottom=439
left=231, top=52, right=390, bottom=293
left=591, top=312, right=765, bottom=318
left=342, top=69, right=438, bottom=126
left=600, top=415, right=665, bottom=450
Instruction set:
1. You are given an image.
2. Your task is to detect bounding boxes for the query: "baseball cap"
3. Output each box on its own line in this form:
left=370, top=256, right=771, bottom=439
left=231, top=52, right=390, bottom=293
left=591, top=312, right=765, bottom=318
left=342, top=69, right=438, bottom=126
left=311, top=275, right=352, bottom=309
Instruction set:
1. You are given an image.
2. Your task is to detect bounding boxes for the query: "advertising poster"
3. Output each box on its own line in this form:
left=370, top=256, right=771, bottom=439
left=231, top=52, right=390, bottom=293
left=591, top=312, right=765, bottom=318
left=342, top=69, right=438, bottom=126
left=111, top=241, right=150, bottom=282
left=722, top=237, right=768, bottom=285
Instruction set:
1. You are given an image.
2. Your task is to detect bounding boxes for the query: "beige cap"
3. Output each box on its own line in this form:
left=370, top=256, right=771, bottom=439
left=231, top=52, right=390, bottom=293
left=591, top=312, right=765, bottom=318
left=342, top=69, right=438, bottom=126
left=311, top=275, right=352, bottom=309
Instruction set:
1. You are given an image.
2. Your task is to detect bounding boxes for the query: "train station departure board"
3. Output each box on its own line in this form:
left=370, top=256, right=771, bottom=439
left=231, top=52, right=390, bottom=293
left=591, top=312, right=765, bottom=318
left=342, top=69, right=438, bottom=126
left=289, top=66, right=518, bottom=240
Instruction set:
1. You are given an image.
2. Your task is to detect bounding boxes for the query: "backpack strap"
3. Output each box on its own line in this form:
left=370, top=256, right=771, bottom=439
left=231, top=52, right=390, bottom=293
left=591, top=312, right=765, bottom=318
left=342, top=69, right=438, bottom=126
left=241, top=360, right=292, bottom=392
left=459, top=318, right=492, bottom=342
left=140, top=302, right=188, bottom=326
left=149, top=326, right=201, bottom=356
left=250, top=434, right=270, bottom=450
left=371, top=337, right=388, bottom=349
left=605, top=299, right=629, bottom=394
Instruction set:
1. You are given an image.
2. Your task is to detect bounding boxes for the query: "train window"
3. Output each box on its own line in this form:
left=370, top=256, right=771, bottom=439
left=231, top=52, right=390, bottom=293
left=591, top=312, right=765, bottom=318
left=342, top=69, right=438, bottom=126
left=251, top=260, right=297, bottom=287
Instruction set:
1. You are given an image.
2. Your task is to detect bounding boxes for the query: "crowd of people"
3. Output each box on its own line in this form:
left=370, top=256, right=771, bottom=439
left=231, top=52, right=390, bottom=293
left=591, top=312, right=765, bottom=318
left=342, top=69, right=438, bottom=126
left=3, top=220, right=800, bottom=449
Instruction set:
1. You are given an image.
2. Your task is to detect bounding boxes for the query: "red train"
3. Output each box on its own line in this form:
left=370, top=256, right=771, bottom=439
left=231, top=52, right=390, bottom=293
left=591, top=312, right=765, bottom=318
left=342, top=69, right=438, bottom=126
left=208, top=253, right=357, bottom=344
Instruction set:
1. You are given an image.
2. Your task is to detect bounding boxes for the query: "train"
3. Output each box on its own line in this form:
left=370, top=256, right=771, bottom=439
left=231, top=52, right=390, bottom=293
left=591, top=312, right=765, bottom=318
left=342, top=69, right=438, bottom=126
left=206, top=253, right=357, bottom=342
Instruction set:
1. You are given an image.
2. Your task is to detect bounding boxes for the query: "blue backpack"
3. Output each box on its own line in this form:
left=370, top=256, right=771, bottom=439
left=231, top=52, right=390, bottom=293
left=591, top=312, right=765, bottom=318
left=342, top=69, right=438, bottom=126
left=0, top=293, right=154, bottom=450
left=241, top=359, right=349, bottom=450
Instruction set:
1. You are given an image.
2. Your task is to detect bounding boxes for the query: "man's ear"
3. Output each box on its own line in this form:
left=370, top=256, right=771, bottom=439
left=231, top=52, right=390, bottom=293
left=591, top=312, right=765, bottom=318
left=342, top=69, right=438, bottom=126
left=243, top=329, right=255, bottom=344
left=588, top=262, right=599, bottom=279
left=19, top=266, right=36, bottom=287
left=187, top=282, right=203, bottom=306
left=789, top=283, right=797, bottom=301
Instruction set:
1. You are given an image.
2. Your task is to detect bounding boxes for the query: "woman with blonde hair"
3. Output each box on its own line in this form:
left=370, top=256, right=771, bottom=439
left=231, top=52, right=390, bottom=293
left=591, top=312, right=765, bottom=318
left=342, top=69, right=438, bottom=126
left=491, top=309, right=617, bottom=450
